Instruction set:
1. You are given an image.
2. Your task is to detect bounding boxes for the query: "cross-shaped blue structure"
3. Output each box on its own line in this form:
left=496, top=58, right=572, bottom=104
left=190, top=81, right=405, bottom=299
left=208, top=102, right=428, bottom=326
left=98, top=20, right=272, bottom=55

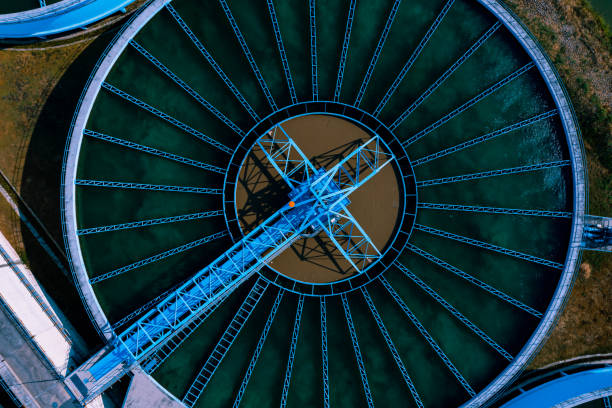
left=65, top=126, right=394, bottom=403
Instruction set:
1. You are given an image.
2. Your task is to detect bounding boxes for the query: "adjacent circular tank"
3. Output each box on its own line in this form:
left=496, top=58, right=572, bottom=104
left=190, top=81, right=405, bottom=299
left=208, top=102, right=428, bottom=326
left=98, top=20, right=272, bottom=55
left=0, top=0, right=134, bottom=39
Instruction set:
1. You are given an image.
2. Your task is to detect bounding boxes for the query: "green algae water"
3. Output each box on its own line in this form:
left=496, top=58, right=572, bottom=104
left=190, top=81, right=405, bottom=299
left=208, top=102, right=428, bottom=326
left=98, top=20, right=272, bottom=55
left=72, top=0, right=577, bottom=406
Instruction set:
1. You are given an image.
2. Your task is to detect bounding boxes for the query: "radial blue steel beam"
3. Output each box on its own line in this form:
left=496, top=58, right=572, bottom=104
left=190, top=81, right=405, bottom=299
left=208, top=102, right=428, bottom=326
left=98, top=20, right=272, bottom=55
left=361, top=287, right=424, bottom=407
left=309, top=0, right=318, bottom=101
left=341, top=294, right=375, bottom=407
left=373, top=0, right=456, bottom=116
left=100, top=83, right=232, bottom=154
left=232, top=290, right=284, bottom=408
left=414, top=224, right=564, bottom=269
left=412, top=110, right=558, bottom=166
left=266, top=0, right=297, bottom=104
left=182, top=278, right=269, bottom=407
left=142, top=284, right=238, bottom=374
left=417, top=202, right=571, bottom=218
left=398, top=62, right=535, bottom=136
left=393, top=261, right=513, bottom=361
left=280, top=295, right=305, bottom=408
left=406, top=242, right=543, bottom=318
left=74, top=179, right=221, bottom=195
left=393, top=22, right=501, bottom=124
left=90, top=231, right=228, bottom=284
left=83, top=129, right=225, bottom=174
left=309, top=136, right=394, bottom=207
left=416, top=160, right=571, bottom=187
left=218, top=0, right=277, bottom=111
left=320, top=298, right=330, bottom=408
left=166, top=4, right=260, bottom=121
left=379, top=276, right=476, bottom=397
left=130, top=40, right=244, bottom=136
left=78, top=210, right=223, bottom=235
left=112, top=284, right=180, bottom=330
left=354, top=0, right=402, bottom=107
left=334, top=0, right=356, bottom=102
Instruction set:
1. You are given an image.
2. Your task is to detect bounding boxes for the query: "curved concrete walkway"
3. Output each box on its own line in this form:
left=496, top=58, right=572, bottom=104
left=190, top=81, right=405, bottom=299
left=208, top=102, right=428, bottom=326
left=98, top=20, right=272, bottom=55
left=0, top=0, right=134, bottom=39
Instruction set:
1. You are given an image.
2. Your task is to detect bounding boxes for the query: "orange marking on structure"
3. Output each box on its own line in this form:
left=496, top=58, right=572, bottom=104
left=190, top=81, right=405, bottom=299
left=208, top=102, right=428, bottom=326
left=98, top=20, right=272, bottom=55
left=288, top=201, right=295, bottom=208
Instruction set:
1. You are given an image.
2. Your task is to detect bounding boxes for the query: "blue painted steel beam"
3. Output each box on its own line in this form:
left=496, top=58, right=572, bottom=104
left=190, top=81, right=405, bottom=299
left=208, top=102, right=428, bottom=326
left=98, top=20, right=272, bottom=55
left=182, top=279, right=269, bottom=407
left=405, top=242, right=543, bottom=318
left=379, top=276, right=476, bottom=397
left=258, top=127, right=390, bottom=271
left=361, top=287, right=424, bottom=407
left=112, top=284, right=180, bottom=330
left=393, top=22, right=501, bottom=125
left=256, top=125, right=317, bottom=188
left=605, top=396, right=611, bottom=408
left=316, top=206, right=381, bottom=272
left=393, top=261, right=513, bottom=361
left=100, top=83, right=232, bottom=154
left=309, top=0, right=318, bottom=101
left=218, top=0, right=277, bottom=111
left=334, top=0, right=356, bottom=102
left=320, top=298, right=330, bottom=408
left=413, top=110, right=558, bottom=166
left=71, top=137, right=395, bottom=399
left=417, top=202, right=572, bottom=218
left=416, top=160, right=571, bottom=187
left=83, top=129, right=225, bottom=174
left=142, top=285, right=237, bottom=374
left=78, top=210, right=222, bottom=235
left=280, top=295, right=305, bottom=408
left=165, top=4, right=260, bottom=121
left=233, top=290, right=284, bottom=408
left=414, top=224, right=563, bottom=269
left=74, top=179, right=221, bottom=195
left=374, top=0, right=455, bottom=116
left=341, top=294, right=375, bottom=407
left=266, top=0, right=297, bottom=104
left=130, top=40, right=244, bottom=136
left=354, top=0, right=401, bottom=107
left=398, top=62, right=535, bottom=136
left=90, top=231, right=228, bottom=284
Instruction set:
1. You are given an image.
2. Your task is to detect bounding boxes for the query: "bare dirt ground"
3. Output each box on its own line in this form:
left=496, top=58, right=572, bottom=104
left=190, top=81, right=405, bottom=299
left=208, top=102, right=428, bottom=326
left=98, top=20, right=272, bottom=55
left=504, top=0, right=612, bottom=368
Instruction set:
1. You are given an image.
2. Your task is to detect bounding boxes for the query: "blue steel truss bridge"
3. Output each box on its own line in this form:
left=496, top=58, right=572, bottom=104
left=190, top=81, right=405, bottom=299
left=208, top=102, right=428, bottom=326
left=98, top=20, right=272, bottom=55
left=58, top=0, right=609, bottom=407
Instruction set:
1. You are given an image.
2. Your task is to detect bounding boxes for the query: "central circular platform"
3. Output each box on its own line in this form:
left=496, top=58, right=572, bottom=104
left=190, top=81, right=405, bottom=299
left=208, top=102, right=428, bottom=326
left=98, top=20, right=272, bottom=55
left=224, top=103, right=417, bottom=295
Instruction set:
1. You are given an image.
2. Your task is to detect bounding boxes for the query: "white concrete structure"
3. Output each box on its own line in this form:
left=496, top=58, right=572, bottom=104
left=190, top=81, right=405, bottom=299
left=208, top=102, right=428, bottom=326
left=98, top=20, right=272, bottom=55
left=0, top=231, right=74, bottom=376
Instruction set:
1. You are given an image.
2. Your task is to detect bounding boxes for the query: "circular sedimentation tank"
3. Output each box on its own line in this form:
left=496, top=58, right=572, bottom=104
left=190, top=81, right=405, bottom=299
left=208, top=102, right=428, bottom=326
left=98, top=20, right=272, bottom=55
left=62, top=0, right=586, bottom=407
